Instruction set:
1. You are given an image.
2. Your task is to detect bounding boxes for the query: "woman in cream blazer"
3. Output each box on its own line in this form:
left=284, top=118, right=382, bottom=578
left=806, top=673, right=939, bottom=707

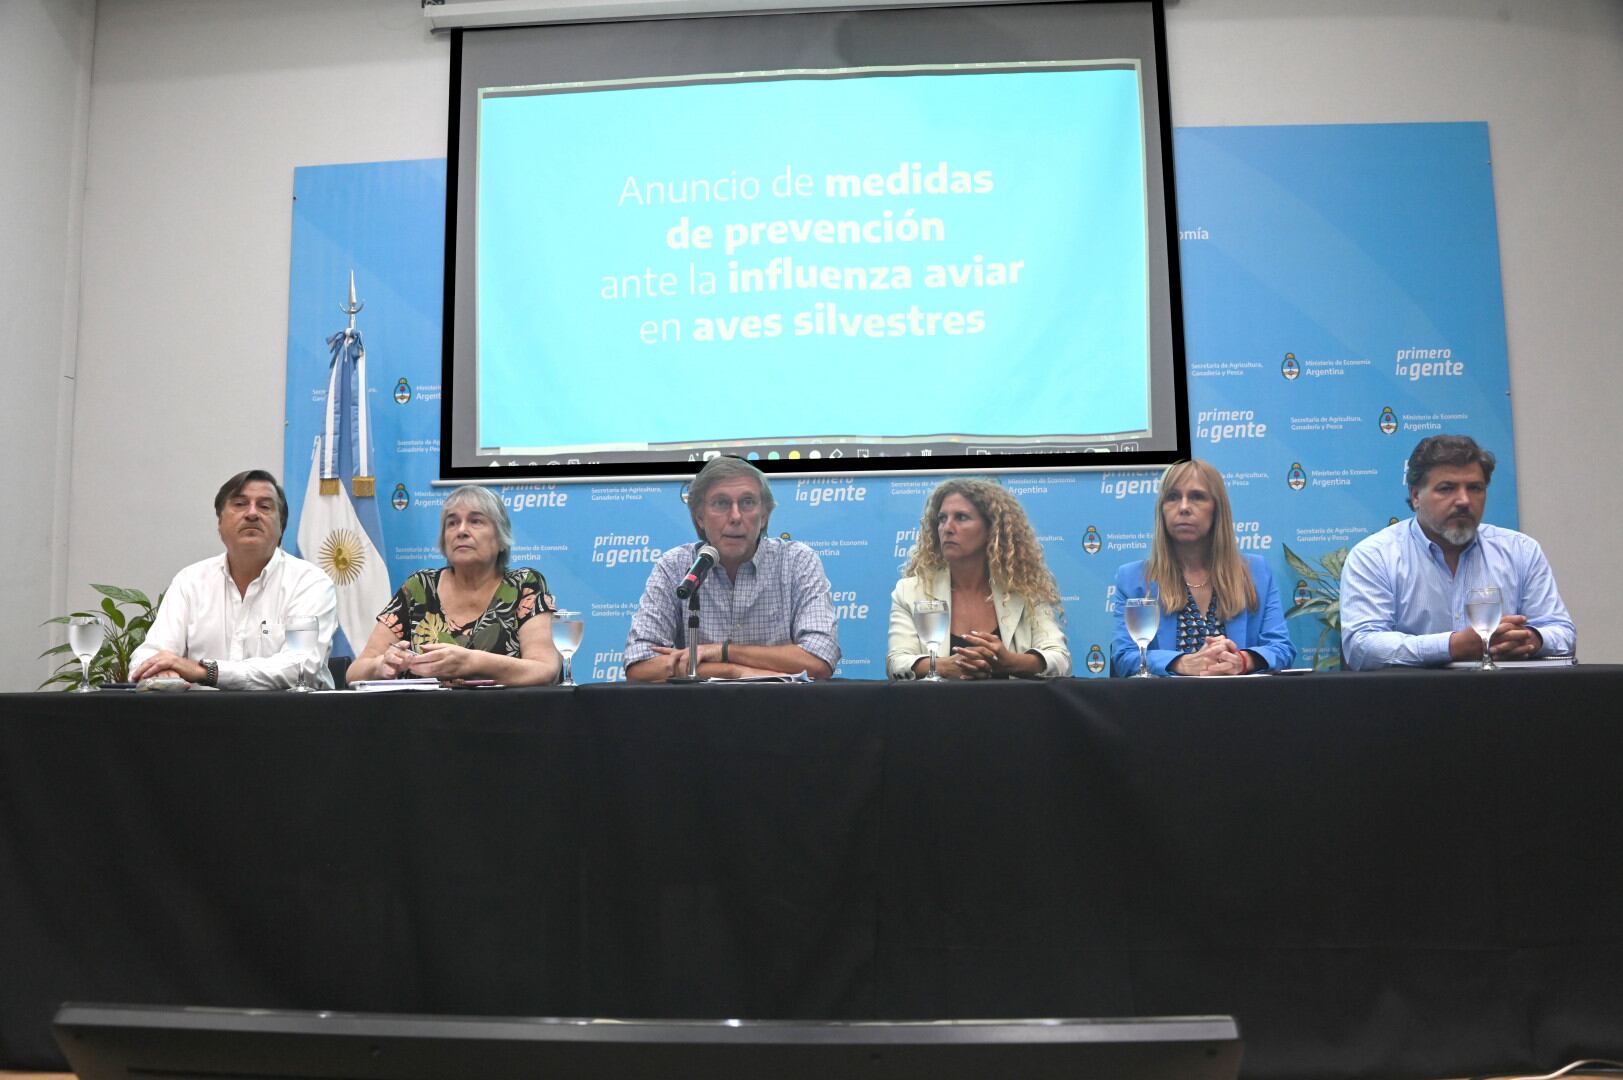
left=887, top=479, right=1070, bottom=680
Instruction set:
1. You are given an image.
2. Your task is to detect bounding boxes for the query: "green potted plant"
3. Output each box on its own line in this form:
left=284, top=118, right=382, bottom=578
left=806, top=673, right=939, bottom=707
left=1282, top=544, right=1346, bottom=670
left=39, top=585, right=164, bottom=690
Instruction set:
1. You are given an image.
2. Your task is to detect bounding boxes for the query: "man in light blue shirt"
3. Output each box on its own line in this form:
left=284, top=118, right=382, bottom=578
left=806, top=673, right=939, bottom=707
left=625, top=456, right=840, bottom=681
left=1341, top=435, right=1575, bottom=670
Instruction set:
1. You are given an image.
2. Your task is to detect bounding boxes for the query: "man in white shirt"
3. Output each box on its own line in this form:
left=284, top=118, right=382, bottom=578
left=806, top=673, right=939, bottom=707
left=130, top=470, right=338, bottom=689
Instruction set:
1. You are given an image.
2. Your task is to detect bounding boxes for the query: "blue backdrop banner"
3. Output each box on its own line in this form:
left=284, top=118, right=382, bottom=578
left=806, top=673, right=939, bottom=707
left=284, top=123, right=1514, bottom=677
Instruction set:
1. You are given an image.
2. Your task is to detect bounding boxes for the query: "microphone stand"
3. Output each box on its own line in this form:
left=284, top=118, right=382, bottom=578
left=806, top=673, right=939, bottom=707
left=668, top=589, right=703, bottom=684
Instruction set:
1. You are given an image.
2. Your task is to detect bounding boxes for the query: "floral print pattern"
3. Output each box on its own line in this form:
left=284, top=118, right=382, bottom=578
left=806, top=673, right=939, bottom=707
left=378, top=567, right=552, bottom=657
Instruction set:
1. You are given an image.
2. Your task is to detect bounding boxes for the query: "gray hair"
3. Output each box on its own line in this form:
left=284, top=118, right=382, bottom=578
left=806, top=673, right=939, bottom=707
left=438, top=485, right=514, bottom=571
left=686, top=456, right=775, bottom=540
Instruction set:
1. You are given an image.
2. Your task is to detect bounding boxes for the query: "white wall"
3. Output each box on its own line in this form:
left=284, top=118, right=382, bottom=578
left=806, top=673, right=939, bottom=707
left=1165, top=0, right=1623, bottom=664
left=6, top=0, right=1618, bottom=688
left=0, top=0, right=95, bottom=692
left=57, top=0, right=446, bottom=691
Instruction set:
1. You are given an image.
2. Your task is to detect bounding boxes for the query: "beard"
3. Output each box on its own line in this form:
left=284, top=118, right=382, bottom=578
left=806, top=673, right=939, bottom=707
left=1437, top=515, right=1478, bottom=546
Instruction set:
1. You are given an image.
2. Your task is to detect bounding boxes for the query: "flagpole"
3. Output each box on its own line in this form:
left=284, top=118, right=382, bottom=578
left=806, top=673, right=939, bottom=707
left=344, top=271, right=375, bottom=497
left=302, top=274, right=392, bottom=657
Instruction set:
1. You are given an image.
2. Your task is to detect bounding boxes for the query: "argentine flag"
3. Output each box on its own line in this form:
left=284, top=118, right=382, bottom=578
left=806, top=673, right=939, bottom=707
left=297, top=435, right=392, bottom=656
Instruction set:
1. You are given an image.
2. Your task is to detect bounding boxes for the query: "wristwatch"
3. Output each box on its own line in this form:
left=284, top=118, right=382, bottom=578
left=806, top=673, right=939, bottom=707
left=200, top=659, right=219, bottom=687
left=721, top=641, right=731, bottom=664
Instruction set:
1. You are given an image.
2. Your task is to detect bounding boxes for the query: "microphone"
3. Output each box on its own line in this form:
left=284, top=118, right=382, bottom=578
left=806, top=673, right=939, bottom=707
left=675, top=544, right=720, bottom=600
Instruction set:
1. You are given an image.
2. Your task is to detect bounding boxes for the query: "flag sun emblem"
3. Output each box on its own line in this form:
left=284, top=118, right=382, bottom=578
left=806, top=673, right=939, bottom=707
left=318, top=528, right=368, bottom=585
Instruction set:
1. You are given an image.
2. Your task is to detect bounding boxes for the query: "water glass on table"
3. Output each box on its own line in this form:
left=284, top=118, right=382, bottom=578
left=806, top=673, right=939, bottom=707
left=912, top=600, right=949, bottom=682
left=551, top=610, right=584, bottom=686
left=1465, top=585, right=1502, bottom=672
left=284, top=616, right=319, bottom=692
left=1124, top=597, right=1159, bottom=678
left=67, top=616, right=104, bottom=693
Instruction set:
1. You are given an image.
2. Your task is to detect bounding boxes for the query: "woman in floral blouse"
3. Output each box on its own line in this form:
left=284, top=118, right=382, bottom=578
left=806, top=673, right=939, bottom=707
left=346, top=485, right=562, bottom=685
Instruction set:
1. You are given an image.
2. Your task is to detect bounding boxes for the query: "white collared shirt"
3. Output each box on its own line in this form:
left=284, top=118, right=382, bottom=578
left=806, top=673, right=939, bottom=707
left=132, top=547, right=339, bottom=689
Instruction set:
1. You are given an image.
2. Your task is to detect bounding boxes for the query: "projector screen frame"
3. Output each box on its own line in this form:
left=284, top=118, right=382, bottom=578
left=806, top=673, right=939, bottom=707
left=439, top=0, right=1190, bottom=484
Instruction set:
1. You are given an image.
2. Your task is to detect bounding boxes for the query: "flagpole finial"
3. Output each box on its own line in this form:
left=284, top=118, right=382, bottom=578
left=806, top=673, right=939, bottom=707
left=342, top=270, right=364, bottom=332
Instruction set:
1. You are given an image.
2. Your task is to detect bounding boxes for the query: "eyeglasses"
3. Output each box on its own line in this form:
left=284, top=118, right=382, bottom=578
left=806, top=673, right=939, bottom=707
left=706, top=495, right=760, bottom=515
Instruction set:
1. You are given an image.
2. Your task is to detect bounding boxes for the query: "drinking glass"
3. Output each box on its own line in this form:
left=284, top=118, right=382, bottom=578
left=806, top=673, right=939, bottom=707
left=284, top=616, right=319, bottom=692
left=1464, top=585, right=1502, bottom=672
left=551, top=610, right=584, bottom=686
left=1123, top=598, right=1160, bottom=678
left=912, top=600, right=949, bottom=682
left=67, top=616, right=104, bottom=693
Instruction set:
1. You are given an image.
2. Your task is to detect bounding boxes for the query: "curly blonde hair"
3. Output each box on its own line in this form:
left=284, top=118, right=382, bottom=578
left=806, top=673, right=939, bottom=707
left=903, top=478, right=1061, bottom=606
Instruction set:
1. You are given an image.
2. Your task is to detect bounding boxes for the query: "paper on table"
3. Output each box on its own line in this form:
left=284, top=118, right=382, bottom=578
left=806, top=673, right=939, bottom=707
left=1444, top=655, right=1576, bottom=669
left=349, top=678, right=447, bottom=692
left=705, top=671, right=812, bottom=683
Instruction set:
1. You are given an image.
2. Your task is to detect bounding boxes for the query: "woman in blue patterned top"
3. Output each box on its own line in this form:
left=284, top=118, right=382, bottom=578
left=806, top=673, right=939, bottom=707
left=346, top=485, right=562, bottom=686
left=1110, top=460, right=1294, bottom=677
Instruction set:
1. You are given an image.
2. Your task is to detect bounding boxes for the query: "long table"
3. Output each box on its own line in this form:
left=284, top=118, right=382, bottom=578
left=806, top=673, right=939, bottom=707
left=3, top=670, right=1621, bottom=1077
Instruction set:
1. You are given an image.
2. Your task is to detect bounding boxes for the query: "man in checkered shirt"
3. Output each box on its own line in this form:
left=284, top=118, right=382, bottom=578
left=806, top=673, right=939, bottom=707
left=625, top=456, right=840, bottom=681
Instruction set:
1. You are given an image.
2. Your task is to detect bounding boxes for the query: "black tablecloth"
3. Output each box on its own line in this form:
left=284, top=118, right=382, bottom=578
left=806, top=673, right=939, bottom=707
left=3, top=670, right=1621, bottom=1078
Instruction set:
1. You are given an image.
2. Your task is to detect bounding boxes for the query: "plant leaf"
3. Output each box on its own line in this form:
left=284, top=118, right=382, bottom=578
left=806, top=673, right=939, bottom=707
left=1320, top=547, right=1348, bottom=579
left=93, top=584, right=144, bottom=605
left=44, top=610, right=99, bottom=624
left=1282, top=544, right=1323, bottom=582
left=1313, top=626, right=1339, bottom=670
left=44, top=583, right=161, bottom=681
